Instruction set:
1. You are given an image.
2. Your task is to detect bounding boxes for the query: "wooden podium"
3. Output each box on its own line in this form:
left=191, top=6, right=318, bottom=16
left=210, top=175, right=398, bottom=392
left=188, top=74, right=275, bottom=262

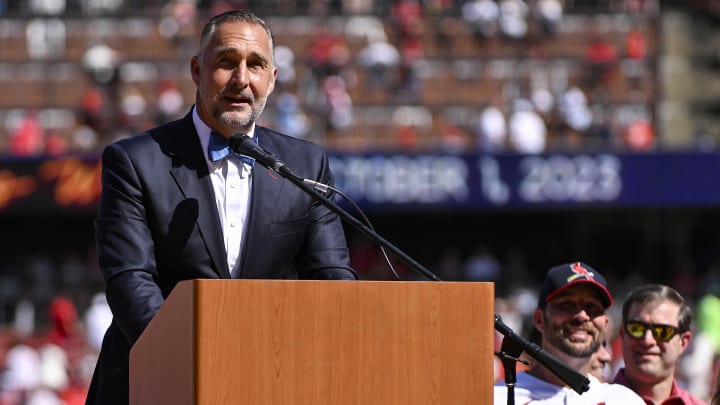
left=129, top=279, right=494, bottom=404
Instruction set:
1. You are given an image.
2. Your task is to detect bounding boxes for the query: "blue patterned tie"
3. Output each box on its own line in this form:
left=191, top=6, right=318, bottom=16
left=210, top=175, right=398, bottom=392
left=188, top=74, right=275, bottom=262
left=207, top=131, right=256, bottom=166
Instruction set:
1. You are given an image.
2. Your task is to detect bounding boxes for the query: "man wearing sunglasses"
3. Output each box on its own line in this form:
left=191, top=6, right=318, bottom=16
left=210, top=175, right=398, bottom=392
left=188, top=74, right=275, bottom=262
left=494, top=262, right=645, bottom=404
left=612, top=284, right=708, bottom=404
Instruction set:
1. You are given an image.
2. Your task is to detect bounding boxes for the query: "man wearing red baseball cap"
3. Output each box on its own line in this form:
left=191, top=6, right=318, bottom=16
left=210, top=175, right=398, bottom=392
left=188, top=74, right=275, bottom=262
left=494, top=262, right=645, bottom=404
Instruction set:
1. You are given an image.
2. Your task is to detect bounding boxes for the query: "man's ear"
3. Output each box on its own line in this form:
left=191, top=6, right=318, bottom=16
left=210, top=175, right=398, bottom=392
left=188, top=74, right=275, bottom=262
left=267, top=66, right=278, bottom=96
left=679, top=331, right=692, bottom=351
left=532, top=308, right=544, bottom=334
left=190, top=56, right=200, bottom=86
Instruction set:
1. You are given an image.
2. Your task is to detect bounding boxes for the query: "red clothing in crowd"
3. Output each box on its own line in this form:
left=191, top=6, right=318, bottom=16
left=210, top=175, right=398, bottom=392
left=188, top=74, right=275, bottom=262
left=613, top=368, right=709, bottom=405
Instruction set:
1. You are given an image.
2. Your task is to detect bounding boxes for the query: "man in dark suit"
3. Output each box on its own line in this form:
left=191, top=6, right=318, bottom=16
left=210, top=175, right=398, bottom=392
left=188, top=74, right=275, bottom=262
left=85, top=10, right=357, bottom=405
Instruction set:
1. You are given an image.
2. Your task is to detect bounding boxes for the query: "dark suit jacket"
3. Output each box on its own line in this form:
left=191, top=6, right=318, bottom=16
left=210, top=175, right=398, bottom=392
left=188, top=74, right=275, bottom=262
left=86, top=111, right=356, bottom=405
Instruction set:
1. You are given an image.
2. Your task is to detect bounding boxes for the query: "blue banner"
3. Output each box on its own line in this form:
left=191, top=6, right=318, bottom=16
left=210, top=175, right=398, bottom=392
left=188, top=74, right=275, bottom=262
left=2, top=152, right=720, bottom=214
left=329, top=152, right=720, bottom=212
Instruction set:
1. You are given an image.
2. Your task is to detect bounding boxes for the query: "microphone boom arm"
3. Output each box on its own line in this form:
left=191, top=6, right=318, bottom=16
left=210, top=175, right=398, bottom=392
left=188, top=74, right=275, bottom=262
left=235, top=134, right=590, bottom=394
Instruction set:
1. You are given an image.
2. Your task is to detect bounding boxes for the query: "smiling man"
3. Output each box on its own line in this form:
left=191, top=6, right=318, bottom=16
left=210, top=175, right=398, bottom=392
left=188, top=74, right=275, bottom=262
left=494, top=262, right=645, bottom=404
left=613, top=284, right=708, bottom=405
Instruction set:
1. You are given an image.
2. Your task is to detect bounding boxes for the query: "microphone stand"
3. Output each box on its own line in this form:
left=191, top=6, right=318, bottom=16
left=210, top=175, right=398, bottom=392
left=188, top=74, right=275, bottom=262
left=247, top=150, right=590, bottom=396
left=496, top=333, right=527, bottom=405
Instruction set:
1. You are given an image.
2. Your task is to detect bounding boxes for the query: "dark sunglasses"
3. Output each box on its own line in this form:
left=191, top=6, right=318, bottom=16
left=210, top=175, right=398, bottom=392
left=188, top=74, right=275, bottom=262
left=625, top=321, right=683, bottom=342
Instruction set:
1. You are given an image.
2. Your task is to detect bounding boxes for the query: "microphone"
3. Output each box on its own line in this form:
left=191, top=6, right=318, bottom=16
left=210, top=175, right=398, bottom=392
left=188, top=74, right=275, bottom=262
left=228, top=133, right=293, bottom=176
left=494, top=314, right=590, bottom=394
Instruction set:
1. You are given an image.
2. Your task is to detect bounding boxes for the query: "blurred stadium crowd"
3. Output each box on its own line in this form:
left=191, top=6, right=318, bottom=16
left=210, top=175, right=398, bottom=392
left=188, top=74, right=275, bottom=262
left=1, top=0, right=720, bottom=404
left=1, top=0, right=671, bottom=156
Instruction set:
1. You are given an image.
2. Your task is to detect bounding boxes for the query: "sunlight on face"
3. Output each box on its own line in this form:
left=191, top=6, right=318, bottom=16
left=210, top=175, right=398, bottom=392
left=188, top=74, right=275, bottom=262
left=540, top=284, right=608, bottom=358
left=621, top=300, right=688, bottom=385
left=191, top=21, right=278, bottom=135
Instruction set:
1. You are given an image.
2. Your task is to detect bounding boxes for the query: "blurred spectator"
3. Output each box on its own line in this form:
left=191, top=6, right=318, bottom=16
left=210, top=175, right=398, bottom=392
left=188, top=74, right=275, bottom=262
left=83, top=293, right=111, bottom=354
left=623, top=119, right=654, bottom=151
left=687, top=282, right=720, bottom=400
left=118, top=85, right=148, bottom=131
left=306, top=27, right=351, bottom=82
left=533, top=0, right=563, bottom=37
left=14, top=299, right=35, bottom=339
left=556, top=84, right=594, bottom=147
left=45, top=297, right=79, bottom=349
left=463, top=246, right=501, bottom=282
left=462, top=0, right=500, bottom=41
left=26, top=18, right=66, bottom=60
left=69, top=124, right=100, bottom=153
left=81, top=43, right=120, bottom=86
left=44, top=130, right=68, bottom=156
left=530, top=86, right=554, bottom=117
left=623, top=0, right=660, bottom=17
left=589, top=337, right=613, bottom=382
left=273, top=45, right=297, bottom=88
left=622, top=26, right=647, bottom=93
left=434, top=16, right=462, bottom=56
left=392, top=105, right=432, bottom=150
left=26, top=387, right=62, bottom=405
left=499, top=0, right=530, bottom=40
left=79, top=0, right=123, bottom=14
left=1, top=340, right=42, bottom=403
left=475, top=97, right=508, bottom=152
left=394, top=123, right=419, bottom=150
left=28, top=0, right=65, bottom=15
left=697, top=283, right=720, bottom=360
left=272, top=91, right=310, bottom=140
left=158, top=0, right=198, bottom=58
left=585, top=33, right=619, bottom=89
left=356, top=40, right=400, bottom=100
left=508, top=98, right=546, bottom=153
left=437, top=119, right=469, bottom=152
left=155, top=79, right=185, bottom=125
left=396, top=35, right=424, bottom=102
left=625, top=27, right=646, bottom=61
left=78, top=86, right=111, bottom=134
left=390, top=0, right=424, bottom=42
left=586, top=104, right=613, bottom=148
left=320, top=75, right=353, bottom=133
left=8, top=109, right=44, bottom=156
left=38, top=343, right=69, bottom=393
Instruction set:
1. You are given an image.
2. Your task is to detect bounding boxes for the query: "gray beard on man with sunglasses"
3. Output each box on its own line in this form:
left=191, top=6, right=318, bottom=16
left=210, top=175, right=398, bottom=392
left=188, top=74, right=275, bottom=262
left=613, top=284, right=709, bottom=405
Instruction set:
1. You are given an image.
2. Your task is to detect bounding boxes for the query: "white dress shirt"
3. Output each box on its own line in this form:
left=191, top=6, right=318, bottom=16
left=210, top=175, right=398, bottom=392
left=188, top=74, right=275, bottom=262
left=193, top=108, right=254, bottom=277
left=493, top=372, right=646, bottom=405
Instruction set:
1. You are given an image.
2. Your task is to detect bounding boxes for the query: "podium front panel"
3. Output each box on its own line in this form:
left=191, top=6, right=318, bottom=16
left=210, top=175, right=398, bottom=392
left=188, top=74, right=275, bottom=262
left=131, top=279, right=494, bottom=404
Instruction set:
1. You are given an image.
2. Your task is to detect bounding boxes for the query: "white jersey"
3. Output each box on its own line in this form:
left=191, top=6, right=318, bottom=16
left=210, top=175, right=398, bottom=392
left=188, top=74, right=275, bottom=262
left=494, top=372, right=646, bottom=405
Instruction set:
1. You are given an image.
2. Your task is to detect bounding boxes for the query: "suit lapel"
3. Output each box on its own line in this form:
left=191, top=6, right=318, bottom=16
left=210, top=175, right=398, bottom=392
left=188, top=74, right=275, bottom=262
left=166, top=114, right=230, bottom=278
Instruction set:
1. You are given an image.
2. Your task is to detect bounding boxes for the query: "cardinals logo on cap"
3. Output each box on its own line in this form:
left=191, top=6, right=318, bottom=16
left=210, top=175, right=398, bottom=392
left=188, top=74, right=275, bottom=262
left=567, top=262, right=595, bottom=282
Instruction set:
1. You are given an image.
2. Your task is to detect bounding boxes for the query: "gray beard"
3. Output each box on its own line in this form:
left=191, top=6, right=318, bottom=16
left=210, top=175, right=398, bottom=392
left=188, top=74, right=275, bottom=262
left=216, top=96, right=267, bottom=129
